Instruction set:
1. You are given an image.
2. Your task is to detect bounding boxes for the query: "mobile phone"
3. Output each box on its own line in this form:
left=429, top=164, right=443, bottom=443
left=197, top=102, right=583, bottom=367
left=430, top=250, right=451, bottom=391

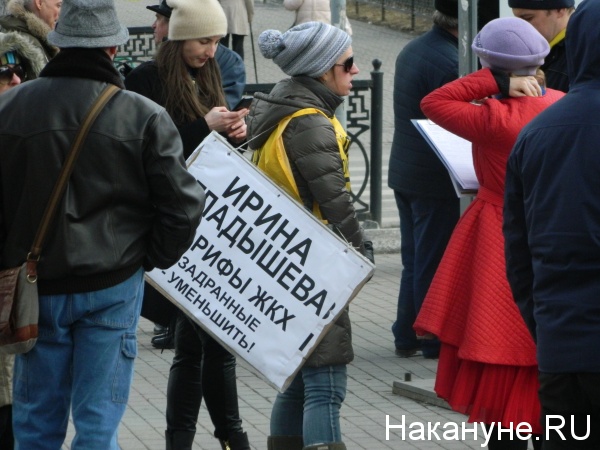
left=233, top=96, right=253, bottom=111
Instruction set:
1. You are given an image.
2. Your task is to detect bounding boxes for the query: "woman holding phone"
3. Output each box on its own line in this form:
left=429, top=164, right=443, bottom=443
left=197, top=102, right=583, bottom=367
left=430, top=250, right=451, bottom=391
left=125, top=0, right=251, bottom=448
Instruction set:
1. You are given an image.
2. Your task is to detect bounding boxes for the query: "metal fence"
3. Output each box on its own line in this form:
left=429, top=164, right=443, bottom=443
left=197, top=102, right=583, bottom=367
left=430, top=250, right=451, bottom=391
left=266, top=0, right=435, bottom=32
left=352, top=0, right=434, bottom=14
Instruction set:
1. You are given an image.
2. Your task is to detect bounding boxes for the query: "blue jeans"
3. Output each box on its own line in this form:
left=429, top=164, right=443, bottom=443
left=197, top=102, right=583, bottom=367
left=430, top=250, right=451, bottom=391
left=392, top=191, right=459, bottom=357
left=270, top=364, right=347, bottom=446
left=13, top=269, right=144, bottom=450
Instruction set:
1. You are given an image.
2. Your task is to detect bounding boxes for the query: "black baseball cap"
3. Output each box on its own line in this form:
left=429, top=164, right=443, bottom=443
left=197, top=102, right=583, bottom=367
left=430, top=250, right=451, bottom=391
left=147, top=0, right=172, bottom=18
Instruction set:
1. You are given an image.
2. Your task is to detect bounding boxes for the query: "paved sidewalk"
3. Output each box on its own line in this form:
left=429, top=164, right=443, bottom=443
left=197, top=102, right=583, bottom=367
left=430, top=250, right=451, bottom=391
left=61, top=253, right=490, bottom=450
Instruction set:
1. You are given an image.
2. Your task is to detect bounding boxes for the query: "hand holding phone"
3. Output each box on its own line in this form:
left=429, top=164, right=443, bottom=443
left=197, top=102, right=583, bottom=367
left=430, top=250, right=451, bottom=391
left=233, top=96, right=253, bottom=111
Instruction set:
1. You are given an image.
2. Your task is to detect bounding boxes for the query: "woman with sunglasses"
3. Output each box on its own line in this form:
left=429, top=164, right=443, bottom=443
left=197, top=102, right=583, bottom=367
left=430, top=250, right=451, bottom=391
left=0, top=31, right=45, bottom=93
left=0, top=40, right=20, bottom=450
left=0, top=32, right=47, bottom=448
left=0, top=56, right=23, bottom=92
left=247, top=21, right=373, bottom=450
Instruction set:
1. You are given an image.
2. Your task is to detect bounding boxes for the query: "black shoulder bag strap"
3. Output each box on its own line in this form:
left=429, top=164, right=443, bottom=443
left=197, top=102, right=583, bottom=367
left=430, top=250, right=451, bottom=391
left=25, top=84, right=120, bottom=283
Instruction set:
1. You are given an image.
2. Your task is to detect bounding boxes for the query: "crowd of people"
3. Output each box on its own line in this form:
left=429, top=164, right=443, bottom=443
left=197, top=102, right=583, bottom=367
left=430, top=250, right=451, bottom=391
left=0, top=0, right=598, bottom=448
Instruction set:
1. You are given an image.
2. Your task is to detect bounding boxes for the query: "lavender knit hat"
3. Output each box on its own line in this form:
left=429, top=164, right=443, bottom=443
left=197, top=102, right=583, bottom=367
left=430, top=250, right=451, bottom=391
left=472, top=17, right=549, bottom=76
left=258, top=22, right=351, bottom=78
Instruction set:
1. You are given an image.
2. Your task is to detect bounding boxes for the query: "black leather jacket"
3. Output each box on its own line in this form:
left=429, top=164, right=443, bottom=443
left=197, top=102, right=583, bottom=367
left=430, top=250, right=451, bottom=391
left=0, top=49, right=205, bottom=295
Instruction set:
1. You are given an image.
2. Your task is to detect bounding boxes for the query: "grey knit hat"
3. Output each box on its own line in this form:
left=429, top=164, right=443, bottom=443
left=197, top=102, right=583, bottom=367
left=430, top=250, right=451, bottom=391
left=258, top=22, right=351, bottom=78
left=472, top=17, right=549, bottom=76
left=48, top=0, right=129, bottom=48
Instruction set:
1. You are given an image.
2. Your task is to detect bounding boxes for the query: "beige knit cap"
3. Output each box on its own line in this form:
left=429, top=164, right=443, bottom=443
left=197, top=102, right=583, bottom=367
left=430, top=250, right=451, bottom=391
left=168, top=0, right=228, bottom=41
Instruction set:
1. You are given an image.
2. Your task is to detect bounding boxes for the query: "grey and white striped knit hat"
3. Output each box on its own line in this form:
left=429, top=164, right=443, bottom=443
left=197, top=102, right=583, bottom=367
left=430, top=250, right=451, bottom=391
left=258, top=21, right=351, bottom=78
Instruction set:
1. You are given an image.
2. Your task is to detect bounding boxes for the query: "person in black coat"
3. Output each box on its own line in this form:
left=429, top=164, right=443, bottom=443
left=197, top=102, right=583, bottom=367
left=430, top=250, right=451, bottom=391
left=125, top=0, right=250, bottom=449
left=504, top=1, right=600, bottom=447
left=510, top=0, right=575, bottom=92
left=387, top=0, right=460, bottom=360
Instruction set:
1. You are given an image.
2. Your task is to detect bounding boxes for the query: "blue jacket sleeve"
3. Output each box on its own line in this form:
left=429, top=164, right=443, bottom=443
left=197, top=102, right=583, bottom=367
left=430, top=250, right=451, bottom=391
left=215, top=45, right=246, bottom=110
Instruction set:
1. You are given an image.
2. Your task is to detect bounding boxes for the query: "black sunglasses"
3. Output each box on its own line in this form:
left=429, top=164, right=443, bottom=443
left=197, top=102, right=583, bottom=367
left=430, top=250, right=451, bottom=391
left=334, top=56, right=354, bottom=73
left=0, top=64, right=25, bottom=83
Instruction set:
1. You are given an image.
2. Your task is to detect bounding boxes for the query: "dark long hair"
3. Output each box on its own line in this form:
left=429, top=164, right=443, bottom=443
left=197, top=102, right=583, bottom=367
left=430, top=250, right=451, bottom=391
left=155, top=40, right=226, bottom=124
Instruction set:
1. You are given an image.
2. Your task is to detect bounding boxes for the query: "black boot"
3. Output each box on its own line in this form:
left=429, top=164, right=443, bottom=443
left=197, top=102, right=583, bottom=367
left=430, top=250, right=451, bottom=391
left=165, top=429, right=196, bottom=450
left=152, top=314, right=177, bottom=350
left=219, top=431, right=251, bottom=450
left=151, top=331, right=174, bottom=349
left=0, top=405, right=14, bottom=450
left=154, top=323, right=168, bottom=335
left=267, top=435, right=304, bottom=450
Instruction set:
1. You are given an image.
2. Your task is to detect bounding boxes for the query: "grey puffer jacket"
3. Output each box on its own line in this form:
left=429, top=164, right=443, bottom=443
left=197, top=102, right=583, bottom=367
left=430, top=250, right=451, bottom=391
left=248, top=76, right=366, bottom=253
left=248, top=75, right=363, bottom=367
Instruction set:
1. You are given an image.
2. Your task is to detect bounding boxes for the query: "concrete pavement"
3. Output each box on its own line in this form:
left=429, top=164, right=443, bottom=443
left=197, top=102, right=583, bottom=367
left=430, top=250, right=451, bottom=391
left=63, top=253, right=488, bottom=450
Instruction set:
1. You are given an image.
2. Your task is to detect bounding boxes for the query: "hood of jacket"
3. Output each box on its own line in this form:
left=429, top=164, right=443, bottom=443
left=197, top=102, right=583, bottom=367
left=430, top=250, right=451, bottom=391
left=247, top=76, right=343, bottom=150
left=565, top=0, right=600, bottom=88
left=0, top=0, right=57, bottom=58
left=0, top=30, right=46, bottom=77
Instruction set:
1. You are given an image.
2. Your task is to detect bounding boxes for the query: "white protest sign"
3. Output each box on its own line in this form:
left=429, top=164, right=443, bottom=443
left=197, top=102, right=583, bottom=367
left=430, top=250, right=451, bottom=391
left=146, top=132, right=374, bottom=391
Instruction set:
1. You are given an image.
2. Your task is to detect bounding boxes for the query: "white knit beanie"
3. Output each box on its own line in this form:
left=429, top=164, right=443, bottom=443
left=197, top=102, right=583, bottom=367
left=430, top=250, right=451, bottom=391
left=258, top=22, right=351, bottom=78
left=168, top=0, right=227, bottom=41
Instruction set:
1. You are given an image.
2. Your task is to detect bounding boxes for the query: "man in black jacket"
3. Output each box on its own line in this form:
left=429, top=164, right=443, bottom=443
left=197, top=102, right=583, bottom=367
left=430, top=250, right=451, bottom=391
left=387, top=0, right=460, bottom=359
left=510, top=0, right=574, bottom=92
left=0, top=0, right=204, bottom=448
left=504, top=1, right=600, bottom=447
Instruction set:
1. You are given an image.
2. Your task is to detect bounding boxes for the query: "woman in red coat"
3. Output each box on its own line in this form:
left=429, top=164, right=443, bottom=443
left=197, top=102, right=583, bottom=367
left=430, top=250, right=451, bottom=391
left=413, top=17, right=564, bottom=450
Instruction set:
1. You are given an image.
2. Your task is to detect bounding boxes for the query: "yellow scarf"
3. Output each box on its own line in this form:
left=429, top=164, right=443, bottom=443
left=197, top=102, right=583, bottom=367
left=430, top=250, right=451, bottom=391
left=252, top=108, right=351, bottom=221
left=549, top=29, right=566, bottom=49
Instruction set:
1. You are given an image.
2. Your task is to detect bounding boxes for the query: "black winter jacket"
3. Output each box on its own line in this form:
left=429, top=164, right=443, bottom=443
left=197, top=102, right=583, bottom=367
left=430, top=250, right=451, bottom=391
left=504, top=1, right=600, bottom=373
left=247, top=76, right=362, bottom=367
left=387, top=25, right=458, bottom=198
left=0, top=49, right=204, bottom=295
left=543, top=37, right=569, bottom=93
left=125, top=61, right=212, bottom=159
left=248, top=76, right=366, bottom=253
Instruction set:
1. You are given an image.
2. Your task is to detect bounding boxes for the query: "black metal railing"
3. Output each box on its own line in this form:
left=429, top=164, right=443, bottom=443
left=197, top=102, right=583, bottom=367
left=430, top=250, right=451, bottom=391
left=117, top=27, right=383, bottom=225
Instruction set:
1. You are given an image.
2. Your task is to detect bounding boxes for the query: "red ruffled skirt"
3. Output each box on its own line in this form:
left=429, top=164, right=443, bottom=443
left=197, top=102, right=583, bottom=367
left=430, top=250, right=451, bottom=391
left=435, top=343, right=542, bottom=434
